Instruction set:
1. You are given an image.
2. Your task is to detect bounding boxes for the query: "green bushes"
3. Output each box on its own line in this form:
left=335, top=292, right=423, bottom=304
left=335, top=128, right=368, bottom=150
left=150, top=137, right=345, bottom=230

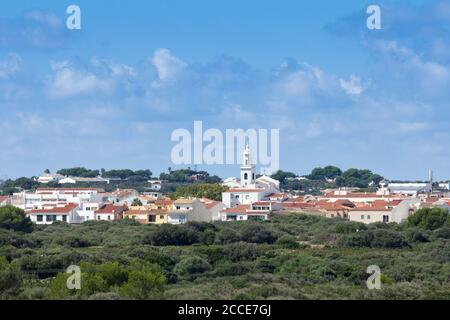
left=217, top=228, right=241, bottom=244
left=0, top=256, right=22, bottom=298
left=0, top=205, right=33, bottom=233
left=223, top=242, right=262, bottom=262
left=48, top=259, right=166, bottom=300
left=1, top=212, right=449, bottom=300
left=407, top=208, right=449, bottom=230
left=240, top=223, right=277, bottom=244
left=275, top=235, right=301, bottom=249
left=146, top=224, right=199, bottom=246
left=174, top=256, right=211, bottom=278
left=340, top=229, right=410, bottom=248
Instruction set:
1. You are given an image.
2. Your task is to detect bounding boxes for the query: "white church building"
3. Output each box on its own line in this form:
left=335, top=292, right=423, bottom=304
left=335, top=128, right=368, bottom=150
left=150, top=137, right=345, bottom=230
left=221, top=144, right=280, bottom=209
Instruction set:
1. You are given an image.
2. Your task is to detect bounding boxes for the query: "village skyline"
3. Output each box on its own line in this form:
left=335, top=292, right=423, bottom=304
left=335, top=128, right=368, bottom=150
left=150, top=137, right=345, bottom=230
left=1, top=0, right=450, bottom=181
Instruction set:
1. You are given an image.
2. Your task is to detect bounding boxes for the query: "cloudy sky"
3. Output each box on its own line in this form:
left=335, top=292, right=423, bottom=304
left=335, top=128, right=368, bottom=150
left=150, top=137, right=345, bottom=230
left=0, top=0, right=449, bottom=181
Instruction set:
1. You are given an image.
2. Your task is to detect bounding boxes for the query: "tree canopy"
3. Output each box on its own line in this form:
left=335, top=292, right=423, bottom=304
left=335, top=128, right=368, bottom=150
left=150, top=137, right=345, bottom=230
left=0, top=205, right=33, bottom=233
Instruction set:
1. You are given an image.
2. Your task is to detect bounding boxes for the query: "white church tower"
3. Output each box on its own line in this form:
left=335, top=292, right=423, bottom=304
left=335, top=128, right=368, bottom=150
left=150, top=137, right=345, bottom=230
left=240, top=144, right=256, bottom=188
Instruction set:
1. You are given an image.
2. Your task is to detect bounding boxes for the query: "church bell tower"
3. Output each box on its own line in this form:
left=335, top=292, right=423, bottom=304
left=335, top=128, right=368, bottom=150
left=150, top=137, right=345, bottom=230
left=240, top=144, right=256, bottom=188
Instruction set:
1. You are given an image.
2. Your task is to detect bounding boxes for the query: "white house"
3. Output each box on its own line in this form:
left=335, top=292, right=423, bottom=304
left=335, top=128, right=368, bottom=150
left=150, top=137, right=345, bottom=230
left=23, top=187, right=105, bottom=210
left=348, top=199, right=420, bottom=224
left=387, top=183, right=432, bottom=196
left=106, top=189, right=139, bottom=205
left=76, top=201, right=104, bottom=222
left=148, top=180, right=162, bottom=191
left=220, top=201, right=283, bottom=222
left=199, top=198, right=226, bottom=221
left=37, top=173, right=65, bottom=184
left=167, top=198, right=213, bottom=224
left=27, top=203, right=80, bottom=224
left=94, top=204, right=125, bottom=221
left=59, top=177, right=109, bottom=184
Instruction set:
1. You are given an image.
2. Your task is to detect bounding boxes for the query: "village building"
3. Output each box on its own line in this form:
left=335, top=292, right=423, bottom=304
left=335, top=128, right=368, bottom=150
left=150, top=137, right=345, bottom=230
left=27, top=203, right=80, bottom=224
left=123, top=208, right=168, bottom=224
left=0, top=195, right=10, bottom=207
left=167, top=198, right=213, bottom=224
left=94, top=204, right=125, bottom=221
left=222, top=144, right=280, bottom=209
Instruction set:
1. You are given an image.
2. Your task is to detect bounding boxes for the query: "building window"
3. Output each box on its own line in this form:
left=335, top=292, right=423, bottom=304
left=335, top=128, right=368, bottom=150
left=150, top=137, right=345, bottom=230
left=62, top=215, right=67, bottom=222
left=367, top=215, right=371, bottom=220
left=108, top=215, right=111, bottom=220
left=46, top=215, right=52, bottom=222
left=176, top=206, right=181, bottom=210
left=361, top=215, right=364, bottom=220
left=383, top=215, right=389, bottom=223
left=37, top=215, right=43, bottom=222
left=97, top=216, right=101, bottom=220
left=160, top=215, right=164, bottom=219
left=244, top=173, right=248, bottom=180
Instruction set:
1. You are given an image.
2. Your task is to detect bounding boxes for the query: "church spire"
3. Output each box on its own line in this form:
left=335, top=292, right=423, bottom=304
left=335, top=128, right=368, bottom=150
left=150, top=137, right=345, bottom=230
left=243, top=143, right=251, bottom=166
left=240, top=143, right=255, bottom=187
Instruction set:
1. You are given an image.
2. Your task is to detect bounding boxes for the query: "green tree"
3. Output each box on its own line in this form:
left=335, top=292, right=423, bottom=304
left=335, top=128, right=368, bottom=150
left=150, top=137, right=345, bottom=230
left=407, top=208, right=449, bottom=230
left=174, top=256, right=211, bottom=277
left=0, top=257, right=22, bottom=298
left=270, top=170, right=297, bottom=184
left=57, top=167, right=99, bottom=178
left=308, top=166, right=342, bottom=181
left=119, top=260, right=166, bottom=299
left=240, top=223, right=277, bottom=244
left=171, top=183, right=228, bottom=201
left=0, top=205, right=33, bottom=233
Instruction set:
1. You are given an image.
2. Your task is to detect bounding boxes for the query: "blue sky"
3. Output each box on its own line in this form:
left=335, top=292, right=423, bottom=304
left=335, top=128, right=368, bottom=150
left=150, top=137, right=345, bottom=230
left=1, top=0, right=449, bottom=181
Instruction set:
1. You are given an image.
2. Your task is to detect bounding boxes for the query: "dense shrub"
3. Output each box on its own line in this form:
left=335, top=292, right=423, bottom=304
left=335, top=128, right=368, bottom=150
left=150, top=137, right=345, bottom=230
left=0, top=205, right=33, bottom=233
left=174, top=256, right=211, bottom=277
left=0, top=256, right=22, bottom=298
left=335, top=222, right=367, bottom=234
left=408, top=208, right=449, bottom=230
left=223, top=242, right=262, bottom=262
left=275, top=235, right=300, bottom=249
left=240, top=223, right=277, bottom=244
left=217, top=228, right=241, bottom=244
left=340, top=229, right=410, bottom=248
left=147, top=224, right=199, bottom=246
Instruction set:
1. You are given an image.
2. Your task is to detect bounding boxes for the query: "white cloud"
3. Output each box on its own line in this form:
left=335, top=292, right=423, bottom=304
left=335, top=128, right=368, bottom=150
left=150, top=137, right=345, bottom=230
left=339, top=75, right=369, bottom=95
left=0, top=53, right=21, bottom=80
left=150, top=48, right=187, bottom=84
left=374, top=40, right=450, bottom=96
left=46, top=59, right=136, bottom=99
left=46, top=63, right=112, bottom=99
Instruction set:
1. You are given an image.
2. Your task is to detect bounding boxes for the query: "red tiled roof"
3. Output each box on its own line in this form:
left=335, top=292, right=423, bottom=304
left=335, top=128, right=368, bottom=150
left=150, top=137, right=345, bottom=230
left=95, top=204, right=124, bottom=214
left=0, top=196, right=8, bottom=203
left=221, top=204, right=250, bottom=214
left=322, top=192, right=405, bottom=199
left=253, top=201, right=273, bottom=205
left=349, top=200, right=398, bottom=211
left=27, top=203, right=79, bottom=215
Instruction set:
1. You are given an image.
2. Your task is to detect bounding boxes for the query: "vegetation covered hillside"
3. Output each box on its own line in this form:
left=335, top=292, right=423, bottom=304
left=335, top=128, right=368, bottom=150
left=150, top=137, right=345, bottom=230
left=0, top=206, right=449, bottom=300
